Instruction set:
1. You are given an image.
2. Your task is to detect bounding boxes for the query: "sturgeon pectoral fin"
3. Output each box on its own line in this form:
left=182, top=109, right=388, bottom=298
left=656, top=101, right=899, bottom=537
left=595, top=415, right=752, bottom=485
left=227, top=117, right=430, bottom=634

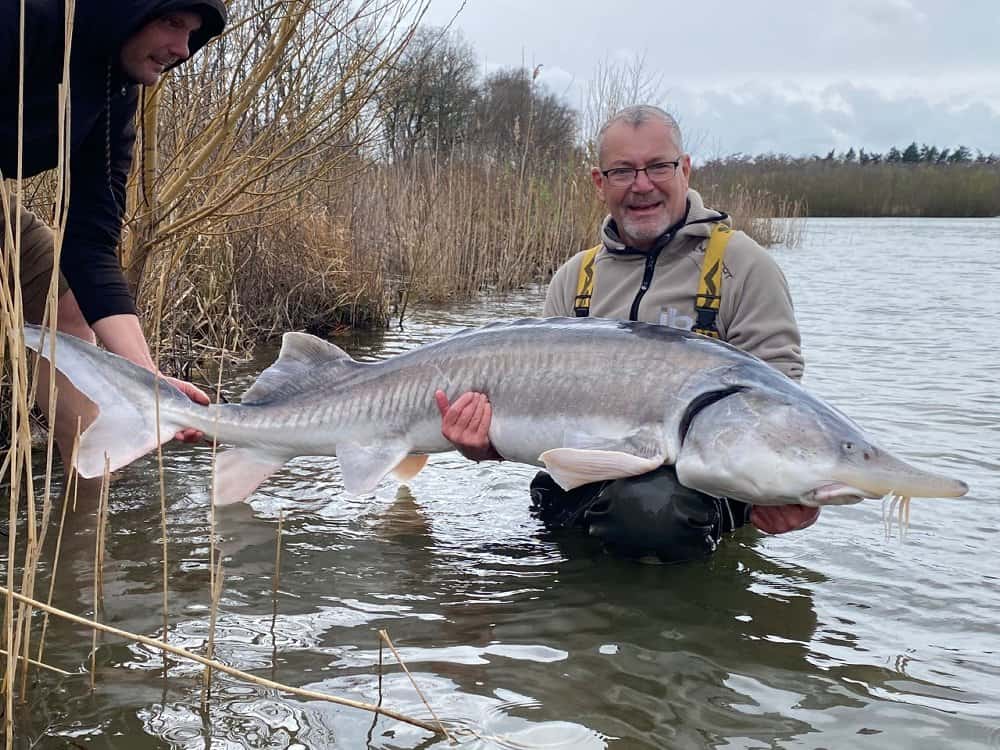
left=213, top=449, right=288, bottom=505
left=338, top=441, right=411, bottom=495
left=563, top=426, right=666, bottom=459
left=392, top=454, right=429, bottom=481
left=539, top=448, right=665, bottom=491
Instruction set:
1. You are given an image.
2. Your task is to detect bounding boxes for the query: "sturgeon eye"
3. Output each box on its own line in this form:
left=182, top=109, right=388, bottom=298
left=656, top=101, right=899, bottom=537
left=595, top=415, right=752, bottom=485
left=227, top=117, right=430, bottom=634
left=841, top=441, right=856, bottom=454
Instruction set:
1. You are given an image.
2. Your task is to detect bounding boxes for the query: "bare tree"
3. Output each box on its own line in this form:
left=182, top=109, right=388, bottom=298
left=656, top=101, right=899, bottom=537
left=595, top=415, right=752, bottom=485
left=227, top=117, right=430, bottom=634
left=376, top=26, right=479, bottom=159
left=581, top=52, right=669, bottom=153
left=121, top=0, right=430, bottom=344
left=470, top=67, right=577, bottom=162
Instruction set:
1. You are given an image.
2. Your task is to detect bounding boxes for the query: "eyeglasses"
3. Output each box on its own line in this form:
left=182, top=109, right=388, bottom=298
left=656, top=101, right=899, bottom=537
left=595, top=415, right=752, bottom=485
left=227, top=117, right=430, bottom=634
left=600, top=160, right=681, bottom=187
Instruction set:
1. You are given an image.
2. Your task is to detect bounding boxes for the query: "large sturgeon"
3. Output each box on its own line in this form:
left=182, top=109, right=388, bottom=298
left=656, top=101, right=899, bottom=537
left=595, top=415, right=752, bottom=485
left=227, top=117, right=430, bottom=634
left=23, top=318, right=968, bottom=507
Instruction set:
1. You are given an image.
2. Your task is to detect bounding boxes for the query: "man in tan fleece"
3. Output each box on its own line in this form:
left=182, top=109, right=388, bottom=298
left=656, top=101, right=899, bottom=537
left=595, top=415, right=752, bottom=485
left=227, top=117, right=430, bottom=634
left=436, top=105, right=816, bottom=558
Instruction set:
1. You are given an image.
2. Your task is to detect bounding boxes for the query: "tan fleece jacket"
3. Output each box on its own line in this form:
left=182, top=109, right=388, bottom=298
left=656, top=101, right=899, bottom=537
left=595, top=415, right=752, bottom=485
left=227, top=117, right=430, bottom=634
left=543, top=189, right=804, bottom=380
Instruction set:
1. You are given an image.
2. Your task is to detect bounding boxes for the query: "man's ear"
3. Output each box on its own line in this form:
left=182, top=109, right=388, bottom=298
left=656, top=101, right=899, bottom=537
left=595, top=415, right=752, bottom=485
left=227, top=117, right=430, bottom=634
left=681, top=153, right=692, bottom=180
left=590, top=166, right=606, bottom=200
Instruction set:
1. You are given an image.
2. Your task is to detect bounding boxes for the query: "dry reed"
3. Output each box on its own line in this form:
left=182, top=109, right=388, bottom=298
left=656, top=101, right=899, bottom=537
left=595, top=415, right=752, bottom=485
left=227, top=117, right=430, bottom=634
left=200, top=554, right=225, bottom=707
left=695, top=181, right=807, bottom=248
left=89, top=460, right=110, bottom=692
left=271, top=510, right=284, bottom=630
left=0, top=648, right=72, bottom=677
left=2, top=0, right=76, bottom=740
left=1, top=586, right=448, bottom=736
left=201, top=347, right=228, bottom=706
left=150, top=265, right=173, bottom=664
left=378, top=629, right=453, bottom=742
left=35, top=424, right=79, bottom=668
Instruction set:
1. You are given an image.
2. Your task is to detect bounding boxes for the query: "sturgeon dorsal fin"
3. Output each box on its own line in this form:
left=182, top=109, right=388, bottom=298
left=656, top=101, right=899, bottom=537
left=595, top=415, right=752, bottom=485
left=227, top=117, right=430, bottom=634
left=279, top=331, right=353, bottom=365
left=241, top=332, right=356, bottom=404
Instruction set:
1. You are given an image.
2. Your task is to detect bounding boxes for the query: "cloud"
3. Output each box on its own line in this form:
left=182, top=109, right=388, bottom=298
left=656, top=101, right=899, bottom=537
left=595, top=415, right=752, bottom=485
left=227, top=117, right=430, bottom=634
left=535, top=65, right=576, bottom=101
left=419, top=0, right=1000, bottom=157
left=847, top=0, right=928, bottom=26
left=671, top=82, right=1000, bottom=159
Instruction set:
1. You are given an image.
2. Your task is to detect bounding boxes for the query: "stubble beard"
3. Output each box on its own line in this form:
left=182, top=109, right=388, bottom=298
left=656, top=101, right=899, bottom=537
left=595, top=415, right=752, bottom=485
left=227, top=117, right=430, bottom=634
left=620, top=214, right=672, bottom=248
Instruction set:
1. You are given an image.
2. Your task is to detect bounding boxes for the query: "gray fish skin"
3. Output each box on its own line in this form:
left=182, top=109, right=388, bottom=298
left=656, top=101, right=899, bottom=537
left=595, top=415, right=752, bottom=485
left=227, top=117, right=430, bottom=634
left=21, top=318, right=969, bottom=506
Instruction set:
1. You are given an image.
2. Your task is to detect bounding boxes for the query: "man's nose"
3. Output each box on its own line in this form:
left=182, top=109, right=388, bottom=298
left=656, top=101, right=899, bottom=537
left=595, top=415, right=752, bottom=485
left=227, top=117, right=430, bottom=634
left=168, top=34, right=191, bottom=61
left=631, top=168, right=656, bottom=192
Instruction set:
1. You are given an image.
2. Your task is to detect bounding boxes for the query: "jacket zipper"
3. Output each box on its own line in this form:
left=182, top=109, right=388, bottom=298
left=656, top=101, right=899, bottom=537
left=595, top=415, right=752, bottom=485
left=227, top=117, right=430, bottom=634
left=629, top=247, right=663, bottom=321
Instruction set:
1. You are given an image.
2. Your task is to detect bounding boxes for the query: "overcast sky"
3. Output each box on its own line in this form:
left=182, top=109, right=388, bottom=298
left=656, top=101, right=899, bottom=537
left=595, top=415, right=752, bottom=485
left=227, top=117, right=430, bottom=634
left=420, top=0, right=1000, bottom=159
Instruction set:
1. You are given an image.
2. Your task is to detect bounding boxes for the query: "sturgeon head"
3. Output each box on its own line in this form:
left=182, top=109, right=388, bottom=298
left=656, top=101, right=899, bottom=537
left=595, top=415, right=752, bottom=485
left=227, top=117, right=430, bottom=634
left=674, top=369, right=969, bottom=507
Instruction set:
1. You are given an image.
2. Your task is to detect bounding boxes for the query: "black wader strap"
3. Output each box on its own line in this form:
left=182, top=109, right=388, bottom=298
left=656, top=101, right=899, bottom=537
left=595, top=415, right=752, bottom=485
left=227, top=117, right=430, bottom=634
left=693, top=223, right=733, bottom=338
left=573, top=244, right=601, bottom=317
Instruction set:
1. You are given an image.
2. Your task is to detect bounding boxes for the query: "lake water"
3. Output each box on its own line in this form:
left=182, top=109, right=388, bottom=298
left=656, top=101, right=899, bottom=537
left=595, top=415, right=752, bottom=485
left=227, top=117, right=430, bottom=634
left=12, top=217, right=1000, bottom=749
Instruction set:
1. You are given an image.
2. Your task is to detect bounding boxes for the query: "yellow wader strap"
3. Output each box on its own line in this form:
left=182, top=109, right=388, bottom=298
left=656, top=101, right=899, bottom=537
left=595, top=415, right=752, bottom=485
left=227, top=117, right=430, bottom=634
left=573, top=244, right=601, bottom=317
left=693, top=223, right=733, bottom=338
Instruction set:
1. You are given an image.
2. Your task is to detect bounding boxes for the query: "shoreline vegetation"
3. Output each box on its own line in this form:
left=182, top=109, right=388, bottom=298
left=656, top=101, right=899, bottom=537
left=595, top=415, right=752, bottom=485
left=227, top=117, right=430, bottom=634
left=699, top=146, right=1000, bottom=219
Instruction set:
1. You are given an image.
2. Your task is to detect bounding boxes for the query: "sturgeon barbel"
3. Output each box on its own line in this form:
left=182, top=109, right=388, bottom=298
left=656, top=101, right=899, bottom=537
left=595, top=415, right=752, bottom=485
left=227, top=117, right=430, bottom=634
left=23, top=318, right=968, bottom=507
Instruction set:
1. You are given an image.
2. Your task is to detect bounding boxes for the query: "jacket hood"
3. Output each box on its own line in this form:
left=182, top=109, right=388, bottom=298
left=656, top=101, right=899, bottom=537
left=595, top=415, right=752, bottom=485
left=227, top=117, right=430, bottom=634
left=600, top=189, right=729, bottom=254
left=0, top=0, right=226, bottom=182
left=71, top=0, right=226, bottom=68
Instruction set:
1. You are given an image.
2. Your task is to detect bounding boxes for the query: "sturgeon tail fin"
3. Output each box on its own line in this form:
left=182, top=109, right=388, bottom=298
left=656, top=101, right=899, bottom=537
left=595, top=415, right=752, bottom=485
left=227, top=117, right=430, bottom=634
left=22, top=324, right=193, bottom=478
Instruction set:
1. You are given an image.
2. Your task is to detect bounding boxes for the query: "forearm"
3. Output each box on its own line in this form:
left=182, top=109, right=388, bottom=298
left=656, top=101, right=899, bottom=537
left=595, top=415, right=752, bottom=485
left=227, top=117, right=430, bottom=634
left=91, top=313, right=210, bottom=441
left=91, top=314, right=156, bottom=370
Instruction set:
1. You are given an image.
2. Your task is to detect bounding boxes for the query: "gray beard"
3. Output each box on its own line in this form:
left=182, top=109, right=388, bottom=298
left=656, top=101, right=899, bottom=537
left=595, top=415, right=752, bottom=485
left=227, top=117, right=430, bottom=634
left=620, top=217, right=672, bottom=247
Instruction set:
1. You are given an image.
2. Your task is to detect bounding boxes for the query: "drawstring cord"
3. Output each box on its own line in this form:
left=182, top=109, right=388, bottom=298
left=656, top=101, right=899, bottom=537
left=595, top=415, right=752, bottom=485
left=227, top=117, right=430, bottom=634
left=104, top=60, right=115, bottom=204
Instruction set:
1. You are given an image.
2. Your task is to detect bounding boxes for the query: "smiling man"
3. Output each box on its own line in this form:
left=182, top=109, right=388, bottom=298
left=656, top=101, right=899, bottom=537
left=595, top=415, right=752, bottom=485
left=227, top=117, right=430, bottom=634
left=120, top=9, right=208, bottom=85
left=438, top=105, right=815, bottom=561
left=1, top=0, right=226, bottom=463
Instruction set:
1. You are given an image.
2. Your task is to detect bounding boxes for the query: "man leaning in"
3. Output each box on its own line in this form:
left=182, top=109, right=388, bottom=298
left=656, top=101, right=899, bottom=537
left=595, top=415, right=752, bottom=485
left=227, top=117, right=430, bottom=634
left=2, top=0, right=227, bottom=462
left=436, top=105, right=818, bottom=562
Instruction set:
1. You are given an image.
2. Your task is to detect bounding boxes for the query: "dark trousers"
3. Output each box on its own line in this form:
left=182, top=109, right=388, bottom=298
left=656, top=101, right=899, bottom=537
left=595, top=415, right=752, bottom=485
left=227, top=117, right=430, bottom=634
left=530, top=466, right=751, bottom=563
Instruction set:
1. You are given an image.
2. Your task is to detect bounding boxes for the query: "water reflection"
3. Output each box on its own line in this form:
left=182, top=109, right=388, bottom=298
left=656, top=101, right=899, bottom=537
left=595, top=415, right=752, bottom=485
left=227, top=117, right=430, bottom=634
left=474, top=537, right=823, bottom=748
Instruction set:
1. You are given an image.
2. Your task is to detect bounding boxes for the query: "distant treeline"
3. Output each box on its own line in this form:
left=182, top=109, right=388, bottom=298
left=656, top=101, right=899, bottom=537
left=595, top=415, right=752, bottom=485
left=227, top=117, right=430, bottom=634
left=697, top=143, right=1000, bottom=217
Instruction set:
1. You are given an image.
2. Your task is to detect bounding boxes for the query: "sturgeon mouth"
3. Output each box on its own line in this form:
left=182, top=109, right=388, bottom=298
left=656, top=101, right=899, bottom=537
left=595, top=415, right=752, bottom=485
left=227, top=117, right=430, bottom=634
left=801, top=482, right=870, bottom=507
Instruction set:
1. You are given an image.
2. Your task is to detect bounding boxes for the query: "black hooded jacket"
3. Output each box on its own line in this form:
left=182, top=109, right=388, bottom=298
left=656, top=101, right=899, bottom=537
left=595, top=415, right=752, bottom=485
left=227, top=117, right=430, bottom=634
left=0, top=0, right=226, bottom=323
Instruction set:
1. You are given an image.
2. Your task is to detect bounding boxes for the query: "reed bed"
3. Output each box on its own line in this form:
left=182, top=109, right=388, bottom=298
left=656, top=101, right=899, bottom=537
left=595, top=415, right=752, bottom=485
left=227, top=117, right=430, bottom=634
left=348, top=152, right=603, bottom=306
left=347, top=158, right=805, bottom=315
left=121, top=0, right=430, bottom=358
left=695, top=180, right=807, bottom=248
left=699, top=155, right=1000, bottom=217
left=1, top=0, right=76, bottom=738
